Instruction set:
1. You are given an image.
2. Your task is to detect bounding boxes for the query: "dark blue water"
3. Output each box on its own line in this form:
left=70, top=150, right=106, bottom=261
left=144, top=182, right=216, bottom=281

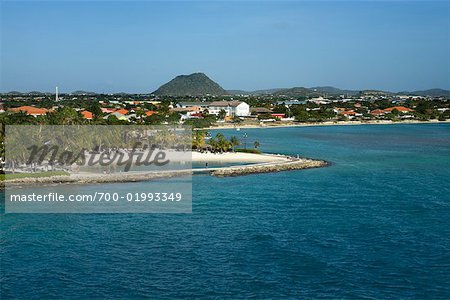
left=1, top=123, right=450, bottom=298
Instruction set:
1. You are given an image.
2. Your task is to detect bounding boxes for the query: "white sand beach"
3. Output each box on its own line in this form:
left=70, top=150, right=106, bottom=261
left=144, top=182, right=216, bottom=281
left=191, top=151, right=289, bottom=163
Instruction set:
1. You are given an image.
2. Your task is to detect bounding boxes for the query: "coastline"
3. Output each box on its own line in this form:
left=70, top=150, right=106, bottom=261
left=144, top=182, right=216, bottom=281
left=2, top=153, right=327, bottom=188
left=4, top=121, right=447, bottom=188
left=207, top=119, right=450, bottom=130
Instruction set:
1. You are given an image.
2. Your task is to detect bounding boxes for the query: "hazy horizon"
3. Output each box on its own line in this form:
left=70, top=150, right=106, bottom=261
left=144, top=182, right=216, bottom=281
left=1, top=1, right=449, bottom=93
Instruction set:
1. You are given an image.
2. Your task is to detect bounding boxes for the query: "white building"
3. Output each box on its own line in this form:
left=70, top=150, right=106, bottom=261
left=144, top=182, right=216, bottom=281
left=208, top=101, right=250, bottom=117
left=171, top=106, right=202, bottom=120
left=177, top=102, right=209, bottom=109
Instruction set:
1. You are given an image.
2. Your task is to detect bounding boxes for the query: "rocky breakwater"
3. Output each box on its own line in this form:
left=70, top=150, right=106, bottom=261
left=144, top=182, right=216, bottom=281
left=210, top=158, right=328, bottom=177
left=2, top=155, right=328, bottom=188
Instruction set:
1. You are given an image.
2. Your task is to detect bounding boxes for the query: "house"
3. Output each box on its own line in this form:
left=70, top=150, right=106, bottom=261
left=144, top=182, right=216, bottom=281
left=333, top=107, right=346, bottom=114
left=115, top=108, right=129, bottom=115
left=339, top=110, right=358, bottom=119
left=370, top=109, right=386, bottom=116
left=340, top=110, right=356, bottom=116
left=104, top=111, right=129, bottom=121
left=276, top=100, right=306, bottom=106
left=250, top=107, right=272, bottom=115
left=128, top=110, right=155, bottom=119
left=81, top=111, right=93, bottom=120
left=124, top=101, right=141, bottom=105
left=0, top=103, right=4, bottom=113
left=177, top=102, right=209, bottom=110
left=8, top=106, right=49, bottom=117
left=190, top=112, right=204, bottom=118
left=145, top=111, right=156, bottom=117
left=384, top=106, right=414, bottom=113
left=208, top=101, right=250, bottom=117
left=271, top=113, right=286, bottom=119
left=171, top=107, right=202, bottom=120
left=309, top=97, right=331, bottom=105
left=101, top=108, right=115, bottom=114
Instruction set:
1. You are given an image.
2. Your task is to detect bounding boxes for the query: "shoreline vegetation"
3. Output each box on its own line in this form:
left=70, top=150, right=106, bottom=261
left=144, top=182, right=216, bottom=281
left=2, top=152, right=328, bottom=188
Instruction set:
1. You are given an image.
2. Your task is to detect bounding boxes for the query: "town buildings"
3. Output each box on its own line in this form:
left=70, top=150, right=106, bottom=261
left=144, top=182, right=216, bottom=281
left=208, top=101, right=250, bottom=117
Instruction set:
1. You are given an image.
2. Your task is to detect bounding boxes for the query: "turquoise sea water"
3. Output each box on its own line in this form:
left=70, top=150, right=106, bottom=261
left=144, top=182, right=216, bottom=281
left=1, top=123, right=450, bottom=298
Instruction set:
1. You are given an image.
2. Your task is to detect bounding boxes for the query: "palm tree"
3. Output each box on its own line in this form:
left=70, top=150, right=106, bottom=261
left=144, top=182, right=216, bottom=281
left=215, top=133, right=231, bottom=152
left=192, top=131, right=206, bottom=150
left=218, top=109, right=227, bottom=120
left=230, top=136, right=239, bottom=152
left=207, top=137, right=217, bottom=152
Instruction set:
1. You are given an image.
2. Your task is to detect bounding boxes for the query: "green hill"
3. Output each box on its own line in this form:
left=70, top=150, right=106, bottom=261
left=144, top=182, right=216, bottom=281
left=153, top=73, right=227, bottom=96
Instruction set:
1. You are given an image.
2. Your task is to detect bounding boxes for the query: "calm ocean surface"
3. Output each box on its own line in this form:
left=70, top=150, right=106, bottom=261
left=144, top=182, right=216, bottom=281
left=1, top=123, right=450, bottom=299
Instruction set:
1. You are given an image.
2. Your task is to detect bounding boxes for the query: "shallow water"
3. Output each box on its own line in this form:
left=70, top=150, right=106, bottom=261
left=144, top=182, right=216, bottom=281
left=1, top=123, right=450, bottom=298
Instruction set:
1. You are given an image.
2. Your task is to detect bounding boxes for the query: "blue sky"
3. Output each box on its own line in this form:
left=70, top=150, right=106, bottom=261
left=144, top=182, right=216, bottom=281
left=1, top=1, right=449, bottom=93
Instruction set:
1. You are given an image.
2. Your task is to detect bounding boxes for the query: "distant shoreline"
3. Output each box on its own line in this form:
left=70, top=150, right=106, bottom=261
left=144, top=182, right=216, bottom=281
left=208, top=119, right=450, bottom=130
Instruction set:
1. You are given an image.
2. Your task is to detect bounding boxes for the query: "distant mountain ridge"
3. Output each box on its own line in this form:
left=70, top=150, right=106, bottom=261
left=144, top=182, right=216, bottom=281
left=227, top=86, right=389, bottom=97
left=71, top=90, right=96, bottom=95
left=2, top=74, right=449, bottom=97
left=274, top=87, right=322, bottom=97
left=153, top=73, right=227, bottom=96
left=309, top=86, right=360, bottom=96
left=397, top=89, right=450, bottom=97
left=227, top=86, right=450, bottom=97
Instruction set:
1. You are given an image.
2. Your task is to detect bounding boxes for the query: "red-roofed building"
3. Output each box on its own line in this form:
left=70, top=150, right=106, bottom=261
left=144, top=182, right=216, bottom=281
left=371, top=109, right=386, bottom=116
left=145, top=111, right=156, bottom=117
left=384, top=106, right=414, bottom=113
left=190, top=113, right=203, bottom=118
left=333, top=107, right=346, bottom=114
left=81, top=111, right=93, bottom=120
left=271, top=113, right=286, bottom=118
left=115, top=108, right=129, bottom=115
left=101, top=108, right=115, bottom=114
left=340, top=110, right=356, bottom=116
left=339, top=110, right=359, bottom=120
left=8, top=106, right=49, bottom=117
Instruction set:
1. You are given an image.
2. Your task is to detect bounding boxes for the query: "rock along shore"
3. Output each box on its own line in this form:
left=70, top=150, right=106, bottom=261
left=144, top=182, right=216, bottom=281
left=2, top=156, right=328, bottom=189
left=210, top=159, right=328, bottom=177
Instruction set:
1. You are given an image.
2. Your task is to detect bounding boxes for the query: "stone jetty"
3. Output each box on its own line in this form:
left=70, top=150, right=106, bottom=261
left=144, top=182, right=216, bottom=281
left=210, top=159, right=328, bottom=177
